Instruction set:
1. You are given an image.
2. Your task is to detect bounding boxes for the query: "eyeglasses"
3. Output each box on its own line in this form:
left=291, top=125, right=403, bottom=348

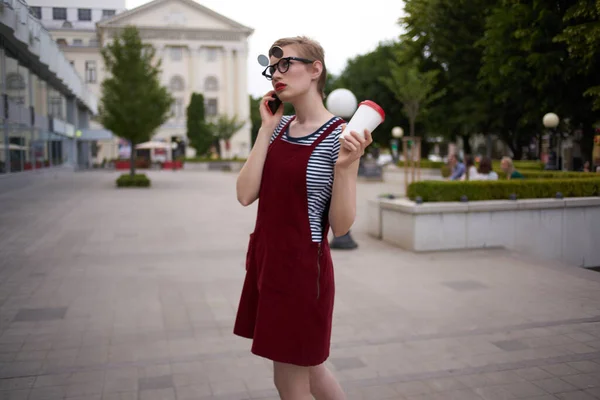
left=261, top=57, right=314, bottom=80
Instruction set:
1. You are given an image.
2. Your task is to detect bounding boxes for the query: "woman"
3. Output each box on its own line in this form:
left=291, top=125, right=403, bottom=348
left=471, top=156, right=498, bottom=180
left=234, top=36, right=372, bottom=399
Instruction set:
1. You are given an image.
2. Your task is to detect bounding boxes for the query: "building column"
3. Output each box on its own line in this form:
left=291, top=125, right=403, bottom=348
left=66, top=97, right=77, bottom=169
left=1, top=48, right=10, bottom=173
left=195, top=46, right=204, bottom=92
left=235, top=45, right=248, bottom=120
left=228, top=47, right=236, bottom=117
left=221, top=46, right=235, bottom=116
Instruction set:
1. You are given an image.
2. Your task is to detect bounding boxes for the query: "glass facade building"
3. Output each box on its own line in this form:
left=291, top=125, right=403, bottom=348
left=0, top=0, right=97, bottom=175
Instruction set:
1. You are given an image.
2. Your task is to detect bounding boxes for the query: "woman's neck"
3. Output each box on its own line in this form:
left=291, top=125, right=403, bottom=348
left=291, top=91, right=333, bottom=125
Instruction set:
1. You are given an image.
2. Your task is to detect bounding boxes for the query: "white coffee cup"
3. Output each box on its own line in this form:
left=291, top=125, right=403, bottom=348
left=341, top=100, right=385, bottom=139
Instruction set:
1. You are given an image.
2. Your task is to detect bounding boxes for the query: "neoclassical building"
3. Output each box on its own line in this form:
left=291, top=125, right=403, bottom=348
left=28, top=0, right=254, bottom=160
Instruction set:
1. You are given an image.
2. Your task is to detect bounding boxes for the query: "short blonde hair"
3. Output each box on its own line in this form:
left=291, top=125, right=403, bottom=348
left=270, top=36, right=327, bottom=98
left=501, top=156, right=513, bottom=167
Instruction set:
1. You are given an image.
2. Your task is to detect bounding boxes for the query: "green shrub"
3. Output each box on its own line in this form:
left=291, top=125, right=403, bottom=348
left=116, top=173, right=151, bottom=188
left=407, top=178, right=600, bottom=202
left=495, top=170, right=592, bottom=180
left=491, top=160, right=545, bottom=171
left=397, top=160, right=445, bottom=169
left=441, top=165, right=451, bottom=178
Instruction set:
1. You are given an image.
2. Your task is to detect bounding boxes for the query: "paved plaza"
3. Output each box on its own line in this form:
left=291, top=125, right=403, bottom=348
left=1, top=169, right=600, bottom=400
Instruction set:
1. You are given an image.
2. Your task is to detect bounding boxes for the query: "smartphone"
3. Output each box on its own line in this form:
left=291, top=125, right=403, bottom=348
left=267, top=95, right=282, bottom=115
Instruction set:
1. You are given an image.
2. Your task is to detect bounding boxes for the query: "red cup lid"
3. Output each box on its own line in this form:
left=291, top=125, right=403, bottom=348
left=359, top=100, right=385, bottom=121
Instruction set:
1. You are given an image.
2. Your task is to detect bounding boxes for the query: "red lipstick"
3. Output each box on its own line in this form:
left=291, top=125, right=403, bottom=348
left=275, top=83, right=287, bottom=91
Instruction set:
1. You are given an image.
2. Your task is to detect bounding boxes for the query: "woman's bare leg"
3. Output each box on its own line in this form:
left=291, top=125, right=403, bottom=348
left=273, top=361, right=312, bottom=400
left=309, top=363, right=346, bottom=400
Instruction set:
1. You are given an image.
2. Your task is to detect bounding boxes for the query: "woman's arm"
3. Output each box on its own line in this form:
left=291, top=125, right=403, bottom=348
left=236, top=91, right=284, bottom=206
left=329, top=162, right=359, bottom=237
left=328, top=129, right=372, bottom=237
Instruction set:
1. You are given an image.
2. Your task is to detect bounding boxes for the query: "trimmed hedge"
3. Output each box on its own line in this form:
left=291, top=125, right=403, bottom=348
left=496, top=170, right=592, bottom=180
left=492, top=160, right=545, bottom=171
left=397, top=160, right=445, bottom=169
left=116, top=173, right=151, bottom=188
left=407, top=178, right=600, bottom=202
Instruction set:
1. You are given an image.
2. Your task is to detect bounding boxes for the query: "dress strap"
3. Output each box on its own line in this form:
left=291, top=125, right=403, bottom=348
left=275, top=116, right=296, bottom=143
left=310, top=118, right=345, bottom=149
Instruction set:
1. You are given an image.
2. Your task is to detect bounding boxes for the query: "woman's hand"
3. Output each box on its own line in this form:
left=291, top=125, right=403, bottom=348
left=335, top=128, right=373, bottom=169
left=259, top=90, right=284, bottom=131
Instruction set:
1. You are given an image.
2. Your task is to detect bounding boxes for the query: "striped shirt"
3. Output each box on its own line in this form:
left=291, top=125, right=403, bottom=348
left=270, top=115, right=344, bottom=243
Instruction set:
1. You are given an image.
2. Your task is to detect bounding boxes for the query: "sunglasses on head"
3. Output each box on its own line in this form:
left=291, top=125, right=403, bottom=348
left=261, top=57, right=314, bottom=80
left=257, top=45, right=315, bottom=80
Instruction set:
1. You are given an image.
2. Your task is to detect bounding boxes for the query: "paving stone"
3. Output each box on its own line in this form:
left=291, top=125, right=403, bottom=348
left=542, top=364, right=584, bottom=377
left=556, top=391, right=598, bottom=400
left=138, top=375, right=173, bottom=391
left=441, top=280, right=489, bottom=291
left=13, top=308, right=68, bottom=322
left=560, top=374, right=600, bottom=390
left=532, top=378, right=579, bottom=394
left=330, top=356, right=367, bottom=371
left=492, top=339, right=531, bottom=351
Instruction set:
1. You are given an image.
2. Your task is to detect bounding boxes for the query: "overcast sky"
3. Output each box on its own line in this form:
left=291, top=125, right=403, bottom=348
left=126, top=0, right=405, bottom=97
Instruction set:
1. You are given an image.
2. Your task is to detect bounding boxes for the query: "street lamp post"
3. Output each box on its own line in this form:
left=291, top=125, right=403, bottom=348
left=171, top=141, right=178, bottom=171
left=391, top=126, right=403, bottom=164
left=543, top=113, right=560, bottom=170
left=326, top=88, right=359, bottom=250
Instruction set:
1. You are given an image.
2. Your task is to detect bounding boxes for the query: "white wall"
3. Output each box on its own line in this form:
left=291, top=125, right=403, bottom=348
left=375, top=198, right=600, bottom=268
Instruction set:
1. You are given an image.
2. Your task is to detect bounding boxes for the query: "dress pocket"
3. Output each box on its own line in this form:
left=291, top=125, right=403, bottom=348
left=245, top=233, right=255, bottom=271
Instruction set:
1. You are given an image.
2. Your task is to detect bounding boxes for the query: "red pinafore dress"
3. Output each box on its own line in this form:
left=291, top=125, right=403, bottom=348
left=233, top=116, right=344, bottom=367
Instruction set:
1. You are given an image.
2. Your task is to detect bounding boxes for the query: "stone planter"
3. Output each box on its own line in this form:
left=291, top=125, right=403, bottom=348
left=369, top=197, right=600, bottom=268
left=185, top=161, right=244, bottom=172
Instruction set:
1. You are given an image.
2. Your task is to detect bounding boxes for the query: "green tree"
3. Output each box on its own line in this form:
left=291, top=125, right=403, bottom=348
left=249, top=95, right=261, bottom=146
left=209, top=114, right=246, bottom=157
left=478, top=0, right=597, bottom=159
left=186, top=93, right=213, bottom=157
left=380, top=55, right=445, bottom=138
left=399, top=0, right=497, bottom=153
left=99, top=25, right=173, bottom=176
left=556, top=0, right=600, bottom=110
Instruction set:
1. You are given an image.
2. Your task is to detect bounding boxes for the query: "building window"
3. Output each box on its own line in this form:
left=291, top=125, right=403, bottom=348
left=169, top=76, right=184, bottom=92
left=89, top=39, right=99, bottom=47
left=204, top=76, right=218, bottom=91
left=170, top=47, right=183, bottom=61
left=69, top=60, right=74, bottom=66
left=78, top=9, right=91, bottom=21
left=56, top=38, right=68, bottom=47
left=73, top=39, right=83, bottom=46
left=206, top=99, right=217, bottom=116
left=6, top=73, right=26, bottom=90
left=85, top=61, right=97, bottom=83
left=49, top=96, right=62, bottom=117
left=30, top=6, right=42, bottom=19
left=62, top=21, right=72, bottom=28
left=52, top=7, right=67, bottom=20
left=171, top=98, right=184, bottom=119
left=102, top=9, right=116, bottom=18
left=205, top=48, right=218, bottom=62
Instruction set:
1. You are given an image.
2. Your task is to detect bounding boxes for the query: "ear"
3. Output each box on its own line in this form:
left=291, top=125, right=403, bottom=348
left=310, top=60, right=323, bottom=81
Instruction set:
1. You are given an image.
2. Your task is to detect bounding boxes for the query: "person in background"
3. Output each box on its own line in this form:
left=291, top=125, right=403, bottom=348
left=500, top=156, right=524, bottom=179
left=461, top=155, right=477, bottom=181
left=448, top=153, right=465, bottom=180
left=583, top=161, right=591, bottom=172
left=471, top=156, right=498, bottom=180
